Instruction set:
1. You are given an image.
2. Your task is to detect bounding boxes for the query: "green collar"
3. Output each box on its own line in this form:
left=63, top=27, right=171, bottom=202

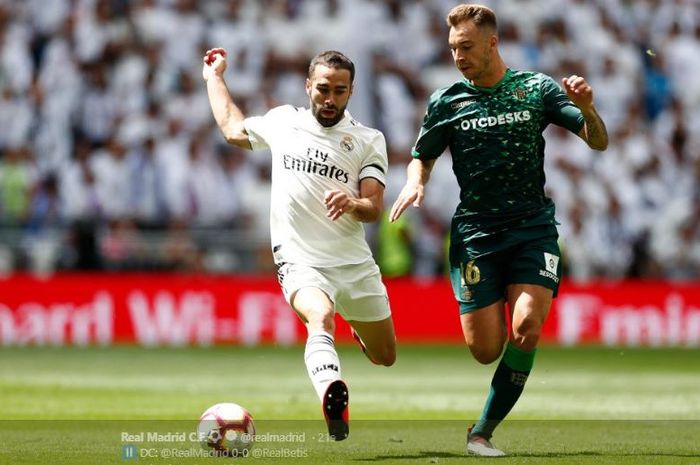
left=463, top=68, right=513, bottom=93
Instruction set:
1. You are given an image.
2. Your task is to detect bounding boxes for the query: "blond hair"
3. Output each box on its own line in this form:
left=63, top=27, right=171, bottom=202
left=446, top=4, right=497, bottom=30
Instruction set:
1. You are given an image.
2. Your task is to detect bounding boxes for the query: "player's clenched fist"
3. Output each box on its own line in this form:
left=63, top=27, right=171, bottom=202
left=561, top=75, right=593, bottom=109
left=202, top=48, right=227, bottom=81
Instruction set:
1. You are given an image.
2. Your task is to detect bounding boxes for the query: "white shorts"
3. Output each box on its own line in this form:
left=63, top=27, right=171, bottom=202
left=276, top=260, right=391, bottom=322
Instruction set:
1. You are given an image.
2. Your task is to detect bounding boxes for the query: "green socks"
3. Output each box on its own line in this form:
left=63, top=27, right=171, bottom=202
left=472, top=343, right=536, bottom=439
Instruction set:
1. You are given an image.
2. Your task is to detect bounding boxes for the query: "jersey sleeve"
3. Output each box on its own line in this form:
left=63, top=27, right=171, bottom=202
left=244, top=105, right=293, bottom=150
left=541, top=75, right=585, bottom=134
left=411, top=90, right=450, bottom=160
left=359, top=131, right=388, bottom=186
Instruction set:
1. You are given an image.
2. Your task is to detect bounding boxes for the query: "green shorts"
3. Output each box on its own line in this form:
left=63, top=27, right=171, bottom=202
left=449, top=232, right=562, bottom=314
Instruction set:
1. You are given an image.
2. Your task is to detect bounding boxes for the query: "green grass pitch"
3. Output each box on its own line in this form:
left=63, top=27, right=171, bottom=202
left=0, top=345, right=698, bottom=464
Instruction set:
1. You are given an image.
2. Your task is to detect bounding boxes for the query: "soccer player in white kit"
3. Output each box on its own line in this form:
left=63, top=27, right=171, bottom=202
left=203, top=48, right=396, bottom=441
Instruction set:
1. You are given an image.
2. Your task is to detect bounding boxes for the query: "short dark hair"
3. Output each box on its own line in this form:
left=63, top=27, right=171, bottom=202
left=446, top=4, right=497, bottom=31
left=308, top=50, right=355, bottom=83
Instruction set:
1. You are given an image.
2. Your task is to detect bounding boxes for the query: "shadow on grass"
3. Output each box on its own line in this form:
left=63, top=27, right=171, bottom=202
left=355, top=451, right=463, bottom=461
left=355, top=450, right=700, bottom=461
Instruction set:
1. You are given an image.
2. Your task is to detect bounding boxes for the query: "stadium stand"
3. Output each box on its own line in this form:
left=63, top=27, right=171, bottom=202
left=0, top=0, right=698, bottom=279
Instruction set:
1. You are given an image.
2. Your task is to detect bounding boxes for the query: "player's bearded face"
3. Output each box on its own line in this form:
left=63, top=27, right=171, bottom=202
left=306, top=65, right=353, bottom=127
left=449, top=21, right=494, bottom=83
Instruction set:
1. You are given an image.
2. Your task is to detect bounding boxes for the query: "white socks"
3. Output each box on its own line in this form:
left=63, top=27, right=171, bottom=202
left=304, top=331, right=341, bottom=400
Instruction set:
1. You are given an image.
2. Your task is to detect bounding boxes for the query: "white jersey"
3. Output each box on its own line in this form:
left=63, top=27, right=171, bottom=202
left=244, top=105, right=388, bottom=267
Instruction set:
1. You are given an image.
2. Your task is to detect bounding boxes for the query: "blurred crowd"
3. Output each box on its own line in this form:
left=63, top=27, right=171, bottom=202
left=0, top=0, right=699, bottom=279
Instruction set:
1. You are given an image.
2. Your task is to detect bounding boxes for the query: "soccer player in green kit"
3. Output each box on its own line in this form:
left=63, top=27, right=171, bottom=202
left=390, top=4, right=608, bottom=457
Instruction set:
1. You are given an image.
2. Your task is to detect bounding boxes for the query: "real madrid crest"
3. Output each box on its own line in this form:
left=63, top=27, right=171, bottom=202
left=340, top=136, right=354, bottom=152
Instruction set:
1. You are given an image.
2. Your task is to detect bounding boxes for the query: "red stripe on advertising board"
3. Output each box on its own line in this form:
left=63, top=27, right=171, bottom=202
left=0, top=275, right=698, bottom=346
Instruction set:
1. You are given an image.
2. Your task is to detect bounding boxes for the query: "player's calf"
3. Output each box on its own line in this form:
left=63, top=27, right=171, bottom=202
left=351, top=328, right=395, bottom=366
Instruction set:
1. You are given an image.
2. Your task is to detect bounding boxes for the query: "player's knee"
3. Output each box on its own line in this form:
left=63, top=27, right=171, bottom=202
left=512, top=317, right=542, bottom=351
left=374, top=346, right=396, bottom=366
left=468, top=345, right=501, bottom=365
left=305, top=309, right=336, bottom=333
left=464, top=333, right=504, bottom=364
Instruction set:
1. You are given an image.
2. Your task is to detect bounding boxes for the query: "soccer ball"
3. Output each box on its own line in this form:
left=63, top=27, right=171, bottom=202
left=198, top=403, right=256, bottom=456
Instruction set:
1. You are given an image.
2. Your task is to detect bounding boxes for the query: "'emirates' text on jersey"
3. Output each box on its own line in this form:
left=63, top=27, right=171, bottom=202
left=412, top=69, right=585, bottom=253
left=245, top=105, right=387, bottom=267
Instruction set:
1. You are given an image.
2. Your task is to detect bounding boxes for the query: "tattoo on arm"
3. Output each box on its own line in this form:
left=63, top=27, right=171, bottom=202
left=582, top=106, right=608, bottom=151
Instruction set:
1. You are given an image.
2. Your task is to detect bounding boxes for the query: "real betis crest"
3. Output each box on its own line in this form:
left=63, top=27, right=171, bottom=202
left=513, top=87, right=526, bottom=100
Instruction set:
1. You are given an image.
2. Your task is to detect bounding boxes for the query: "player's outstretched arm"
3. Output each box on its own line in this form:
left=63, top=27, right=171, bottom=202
left=203, top=48, right=252, bottom=149
left=324, top=178, right=384, bottom=223
left=562, top=75, right=608, bottom=151
left=389, top=158, right=435, bottom=222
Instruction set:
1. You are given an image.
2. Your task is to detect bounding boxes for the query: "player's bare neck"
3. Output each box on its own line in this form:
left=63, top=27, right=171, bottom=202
left=470, top=60, right=508, bottom=88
